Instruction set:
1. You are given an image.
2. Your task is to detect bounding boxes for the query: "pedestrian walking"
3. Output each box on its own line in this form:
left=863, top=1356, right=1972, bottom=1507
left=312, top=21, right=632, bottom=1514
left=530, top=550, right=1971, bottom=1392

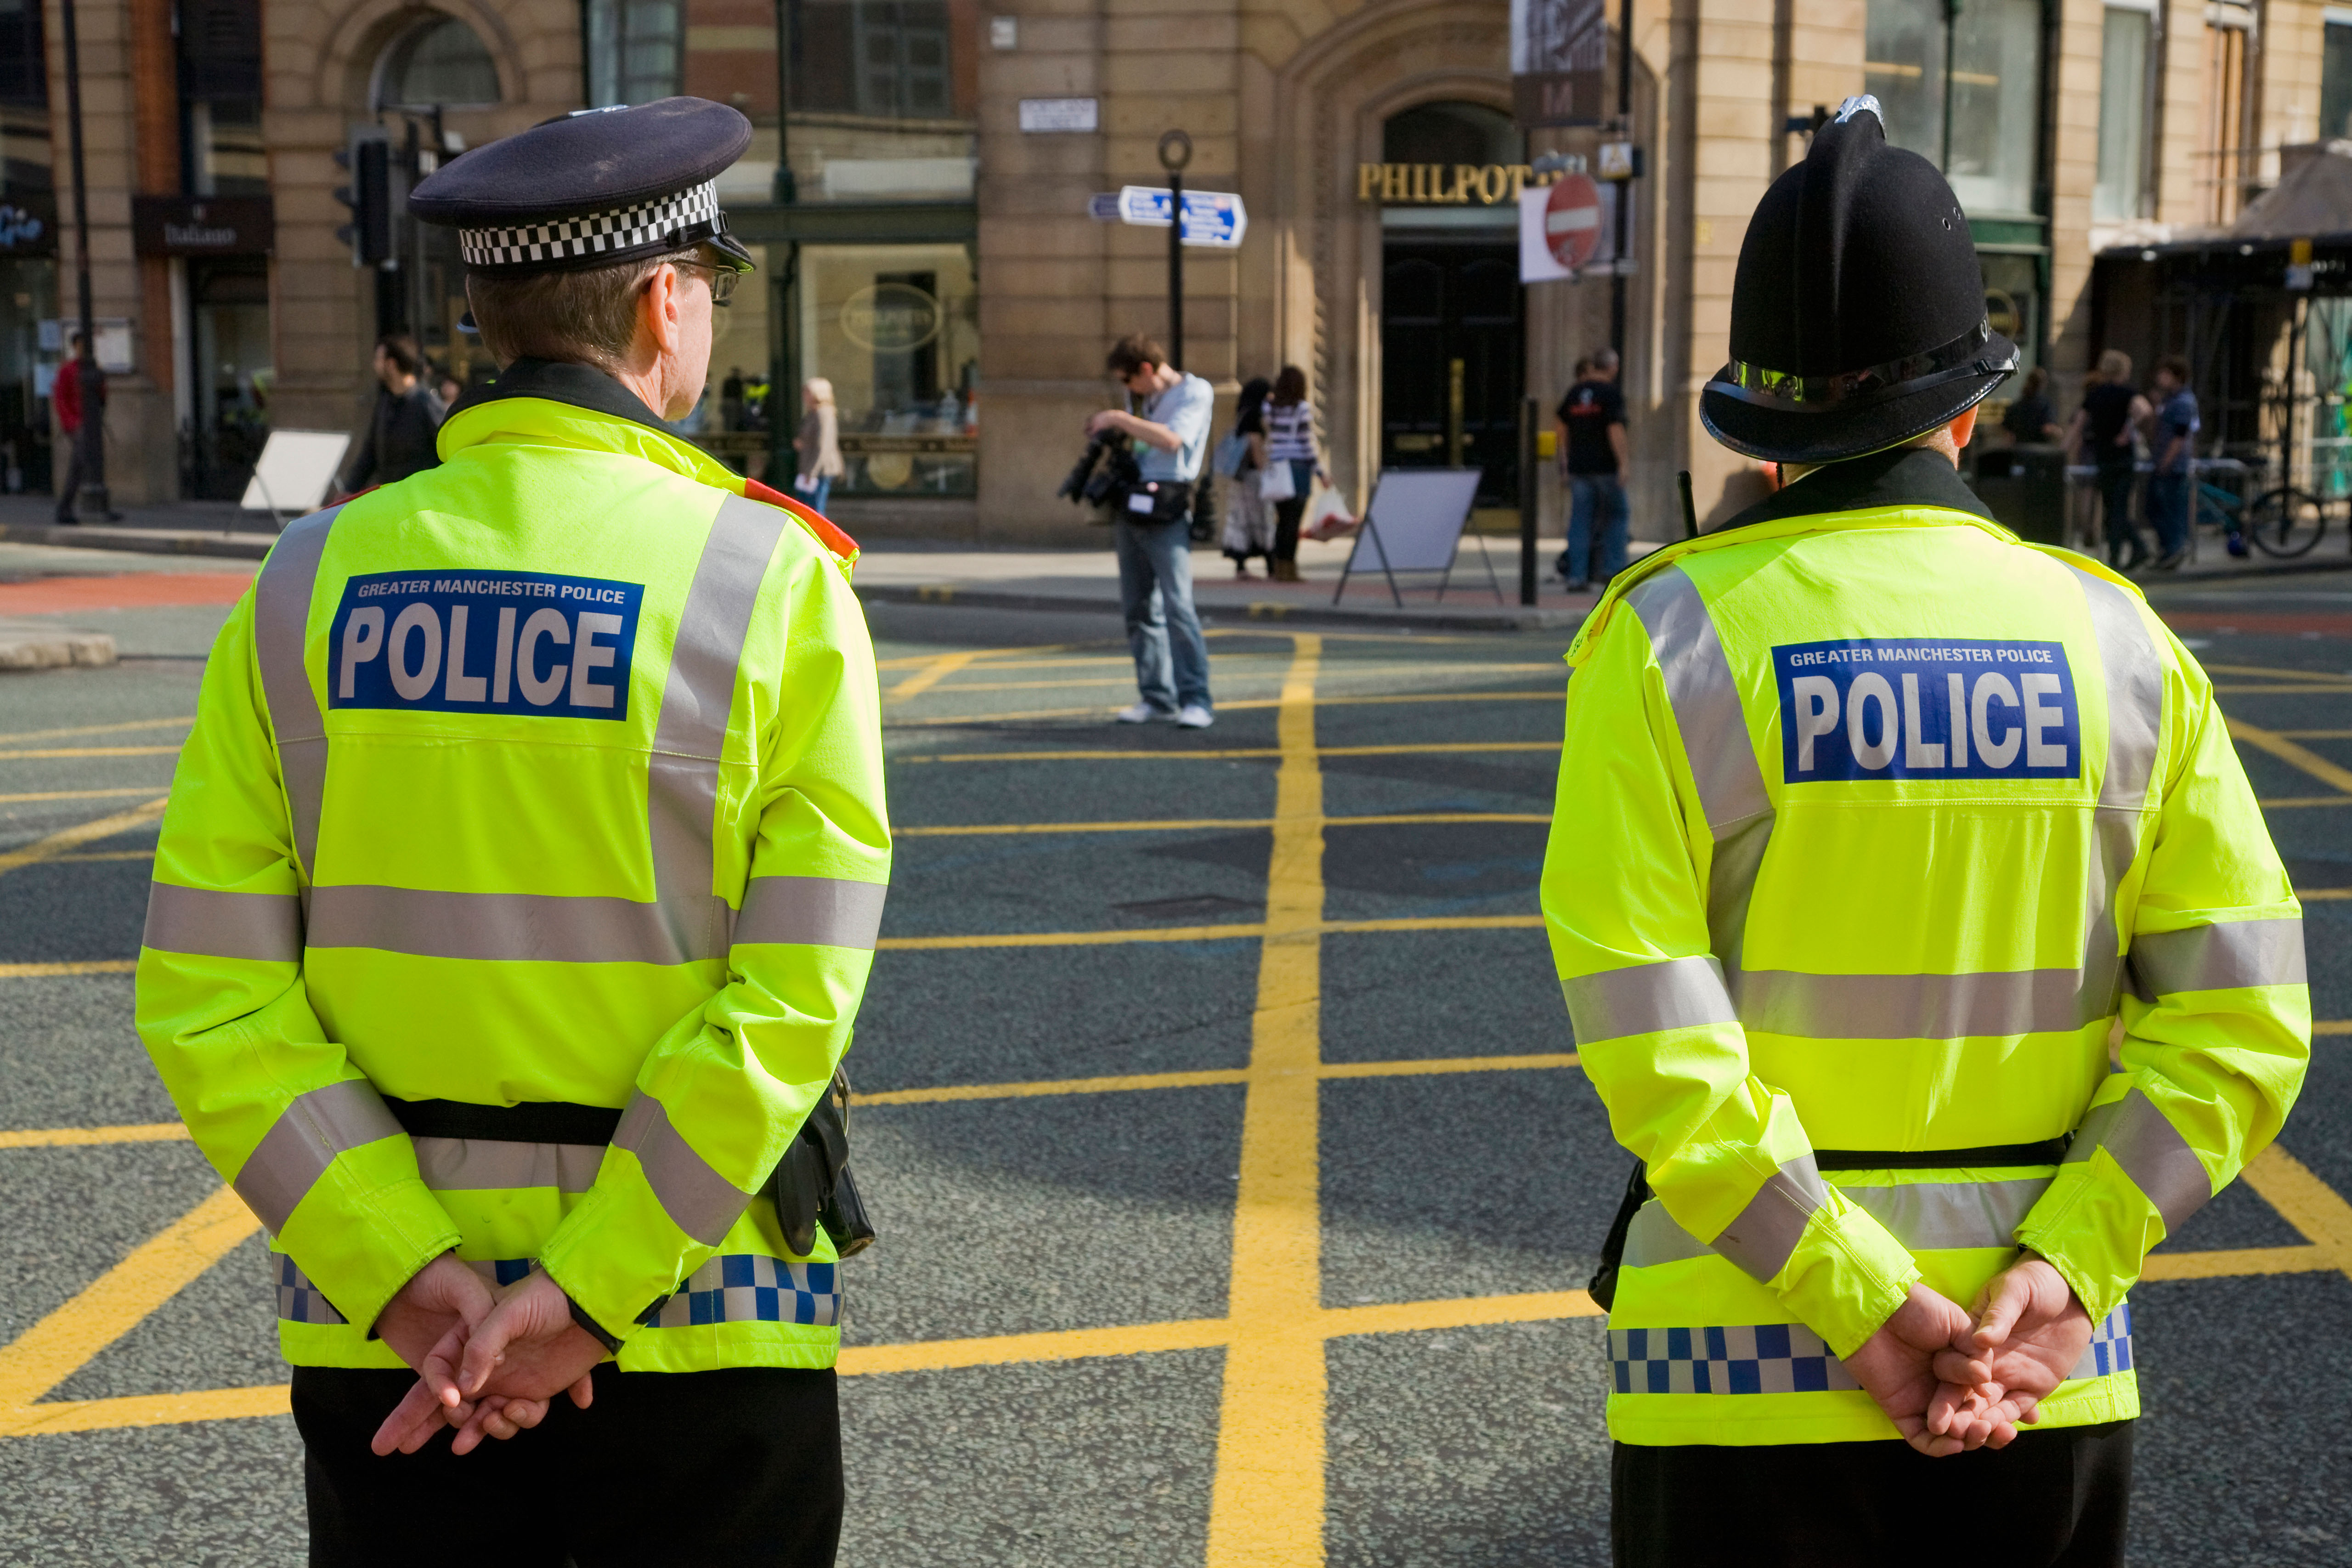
left=1554, top=346, right=1629, bottom=590
left=1088, top=331, right=1215, bottom=728
left=50, top=328, right=115, bottom=523
left=1218, top=374, right=1274, bottom=577
left=136, top=97, right=888, bottom=1565
left=336, top=334, right=447, bottom=497
left=793, top=376, right=844, bottom=513
left=1546, top=98, right=2306, bottom=1568
left=1261, top=365, right=1327, bottom=583
left=2145, top=354, right=2199, bottom=569
left=2064, top=351, right=2150, bottom=571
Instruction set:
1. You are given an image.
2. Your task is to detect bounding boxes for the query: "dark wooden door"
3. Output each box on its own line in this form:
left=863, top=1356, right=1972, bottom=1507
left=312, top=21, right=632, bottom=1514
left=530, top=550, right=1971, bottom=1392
left=1380, top=240, right=1523, bottom=505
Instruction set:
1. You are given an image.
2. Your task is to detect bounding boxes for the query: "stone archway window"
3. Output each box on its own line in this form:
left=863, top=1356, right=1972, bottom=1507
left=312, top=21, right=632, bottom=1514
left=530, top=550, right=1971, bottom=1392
left=1382, top=101, right=1522, bottom=167
left=378, top=13, right=502, bottom=109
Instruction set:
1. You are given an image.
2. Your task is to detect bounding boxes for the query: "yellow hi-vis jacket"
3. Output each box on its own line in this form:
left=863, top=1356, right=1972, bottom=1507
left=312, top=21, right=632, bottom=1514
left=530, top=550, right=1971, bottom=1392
left=1542, top=449, right=2308, bottom=1447
left=135, top=361, right=891, bottom=1373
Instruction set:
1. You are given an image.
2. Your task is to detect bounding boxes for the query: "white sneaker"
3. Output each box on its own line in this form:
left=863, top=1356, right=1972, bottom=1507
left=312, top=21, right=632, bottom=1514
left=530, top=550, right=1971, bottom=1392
left=1114, top=702, right=1161, bottom=724
left=1175, top=704, right=1214, bottom=729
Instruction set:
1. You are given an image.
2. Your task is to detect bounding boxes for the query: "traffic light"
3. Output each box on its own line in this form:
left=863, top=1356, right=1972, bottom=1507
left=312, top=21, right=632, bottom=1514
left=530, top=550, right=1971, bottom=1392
left=334, top=129, right=391, bottom=266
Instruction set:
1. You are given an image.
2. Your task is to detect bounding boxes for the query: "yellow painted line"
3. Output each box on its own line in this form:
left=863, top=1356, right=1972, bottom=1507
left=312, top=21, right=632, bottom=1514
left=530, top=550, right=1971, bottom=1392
left=0, top=960, right=137, bottom=979
left=876, top=913, right=1542, bottom=952
left=1321, top=1051, right=1579, bottom=1081
left=2203, top=663, right=2352, bottom=685
left=2239, top=1143, right=2352, bottom=1280
left=2315, top=1020, right=2352, bottom=1035
left=893, top=742, right=1555, bottom=765
left=2228, top=716, right=2352, bottom=796
left=0, top=746, right=181, bottom=761
left=0, top=1186, right=257, bottom=1411
left=0, top=1122, right=187, bottom=1149
left=2256, top=797, right=2352, bottom=809
left=0, top=798, right=170, bottom=877
left=1335, top=915, right=1544, bottom=934
left=861, top=1069, right=1251, bottom=1107
left=0, top=715, right=192, bottom=745
left=0, top=787, right=175, bottom=807
left=1209, top=632, right=1328, bottom=1564
left=45, top=849, right=153, bottom=863
left=2300, top=888, right=2352, bottom=900
left=839, top=1317, right=1234, bottom=1376
left=887, top=691, right=1562, bottom=729
left=0, top=1384, right=289, bottom=1438
left=895, top=812, right=1550, bottom=838
left=1321, top=1289, right=1604, bottom=1337
left=2279, top=730, right=2352, bottom=740
left=885, top=649, right=979, bottom=702
left=2138, top=1245, right=2331, bottom=1281
left=872, top=640, right=1088, bottom=672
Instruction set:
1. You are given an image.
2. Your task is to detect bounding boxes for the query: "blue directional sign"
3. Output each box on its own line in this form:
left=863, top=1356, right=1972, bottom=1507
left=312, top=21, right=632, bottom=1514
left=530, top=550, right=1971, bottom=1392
left=1115, top=185, right=1249, bottom=249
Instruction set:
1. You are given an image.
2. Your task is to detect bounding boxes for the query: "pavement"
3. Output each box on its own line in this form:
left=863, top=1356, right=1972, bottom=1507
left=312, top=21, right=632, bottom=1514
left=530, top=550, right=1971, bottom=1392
left=0, top=538, right=2347, bottom=1564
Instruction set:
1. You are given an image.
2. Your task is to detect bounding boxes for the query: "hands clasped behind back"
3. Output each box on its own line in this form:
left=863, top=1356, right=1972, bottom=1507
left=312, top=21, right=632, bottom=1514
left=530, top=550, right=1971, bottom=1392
left=1846, top=1257, right=2094, bottom=1458
left=368, top=1257, right=605, bottom=1458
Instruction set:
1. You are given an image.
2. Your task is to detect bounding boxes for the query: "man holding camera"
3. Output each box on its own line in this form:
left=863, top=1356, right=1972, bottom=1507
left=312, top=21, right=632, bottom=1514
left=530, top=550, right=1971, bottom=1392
left=1088, top=333, right=1216, bottom=728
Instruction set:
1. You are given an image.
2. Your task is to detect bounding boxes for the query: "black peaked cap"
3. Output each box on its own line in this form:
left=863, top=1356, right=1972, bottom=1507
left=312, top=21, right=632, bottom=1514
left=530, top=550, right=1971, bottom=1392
left=1701, top=97, right=2016, bottom=466
left=410, top=97, right=754, bottom=276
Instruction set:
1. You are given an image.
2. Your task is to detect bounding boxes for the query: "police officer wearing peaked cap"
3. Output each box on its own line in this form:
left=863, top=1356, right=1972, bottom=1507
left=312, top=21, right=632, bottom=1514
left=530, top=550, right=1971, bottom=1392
left=137, top=98, right=888, bottom=1564
left=1540, top=98, right=2307, bottom=1566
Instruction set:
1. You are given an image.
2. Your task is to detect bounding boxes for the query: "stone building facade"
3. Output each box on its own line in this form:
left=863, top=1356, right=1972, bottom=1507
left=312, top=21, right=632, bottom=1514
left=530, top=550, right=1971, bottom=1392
left=0, top=0, right=2333, bottom=532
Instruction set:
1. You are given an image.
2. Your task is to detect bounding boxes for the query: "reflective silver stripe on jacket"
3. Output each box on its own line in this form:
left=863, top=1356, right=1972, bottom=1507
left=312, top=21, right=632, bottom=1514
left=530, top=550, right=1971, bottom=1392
left=307, top=885, right=711, bottom=966
left=1733, top=966, right=2110, bottom=1042
left=2065, top=1087, right=2212, bottom=1231
left=142, top=883, right=304, bottom=962
left=2070, top=566, right=2165, bottom=1022
left=2130, top=917, right=2307, bottom=998
left=252, top=505, right=346, bottom=886
left=1624, top=1175, right=2054, bottom=1268
left=734, top=875, right=890, bottom=950
left=1625, top=569, right=1775, bottom=977
left=1709, top=1155, right=1827, bottom=1282
left=612, top=1090, right=756, bottom=1245
left=233, top=1078, right=404, bottom=1234
left=648, top=492, right=795, bottom=957
left=1561, top=954, right=1737, bottom=1045
left=413, top=1137, right=605, bottom=1194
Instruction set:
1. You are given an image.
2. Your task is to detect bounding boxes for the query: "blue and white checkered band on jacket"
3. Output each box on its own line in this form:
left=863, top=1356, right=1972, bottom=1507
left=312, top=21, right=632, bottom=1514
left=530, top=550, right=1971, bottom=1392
left=457, top=179, right=723, bottom=269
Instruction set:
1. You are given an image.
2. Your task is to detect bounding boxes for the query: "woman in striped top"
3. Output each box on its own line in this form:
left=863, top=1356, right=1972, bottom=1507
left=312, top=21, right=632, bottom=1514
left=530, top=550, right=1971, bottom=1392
left=1264, top=365, right=1328, bottom=582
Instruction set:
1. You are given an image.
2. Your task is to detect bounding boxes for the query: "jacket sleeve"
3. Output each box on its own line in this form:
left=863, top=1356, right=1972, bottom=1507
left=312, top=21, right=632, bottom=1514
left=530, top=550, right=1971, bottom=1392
left=536, top=538, right=891, bottom=1342
left=2015, top=627, right=2309, bottom=1320
left=1542, top=600, right=1920, bottom=1358
left=135, top=591, right=462, bottom=1332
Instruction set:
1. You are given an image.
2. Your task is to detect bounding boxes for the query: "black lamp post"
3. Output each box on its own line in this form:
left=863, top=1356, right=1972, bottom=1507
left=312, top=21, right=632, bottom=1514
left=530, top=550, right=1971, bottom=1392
left=1158, top=130, right=1192, bottom=369
left=57, top=0, right=110, bottom=519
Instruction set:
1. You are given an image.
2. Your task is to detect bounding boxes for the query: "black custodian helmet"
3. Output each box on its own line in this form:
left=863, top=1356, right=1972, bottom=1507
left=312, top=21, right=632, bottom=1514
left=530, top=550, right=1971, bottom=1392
left=1700, top=96, right=2018, bottom=467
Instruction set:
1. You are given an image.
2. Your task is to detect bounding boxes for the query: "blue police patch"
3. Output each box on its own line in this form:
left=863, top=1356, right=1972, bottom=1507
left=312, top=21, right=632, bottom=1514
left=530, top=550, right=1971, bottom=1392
left=328, top=571, right=644, bottom=720
left=1770, top=638, right=2080, bottom=783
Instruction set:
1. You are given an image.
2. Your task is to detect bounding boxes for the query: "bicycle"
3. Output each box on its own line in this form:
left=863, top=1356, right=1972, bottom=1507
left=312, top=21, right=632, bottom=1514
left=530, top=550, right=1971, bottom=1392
left=2192, top=459, right=2326, bottom=558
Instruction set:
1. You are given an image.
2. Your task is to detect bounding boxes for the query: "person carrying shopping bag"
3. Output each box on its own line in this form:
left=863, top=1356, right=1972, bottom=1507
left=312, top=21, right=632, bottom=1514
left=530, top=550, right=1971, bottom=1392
left=1217, top=376, right=1275, bottom=577
left=1261, top=365, right=1328, bottom=582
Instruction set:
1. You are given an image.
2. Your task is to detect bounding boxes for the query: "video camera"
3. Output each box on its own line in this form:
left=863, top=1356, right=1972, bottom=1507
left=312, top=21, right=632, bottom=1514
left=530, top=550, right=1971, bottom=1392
left=1057, top=428, right=1141, bottom=508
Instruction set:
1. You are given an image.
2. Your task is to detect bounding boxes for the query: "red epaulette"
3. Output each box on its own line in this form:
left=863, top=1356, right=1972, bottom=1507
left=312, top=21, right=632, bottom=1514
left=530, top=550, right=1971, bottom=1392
left=743, top=476, right=860, bottom=564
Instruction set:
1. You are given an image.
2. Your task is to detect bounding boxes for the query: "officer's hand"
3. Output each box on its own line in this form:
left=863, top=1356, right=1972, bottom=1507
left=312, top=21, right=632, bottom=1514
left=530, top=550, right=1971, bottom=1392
left=1932, top=1256, right=2094, bottom=1430
left=373, top=1252, right=492, bottom=1376
left=1842, top=1283, right=1988, bottom=1458
left=442, top=1269, right=604, bottom=1456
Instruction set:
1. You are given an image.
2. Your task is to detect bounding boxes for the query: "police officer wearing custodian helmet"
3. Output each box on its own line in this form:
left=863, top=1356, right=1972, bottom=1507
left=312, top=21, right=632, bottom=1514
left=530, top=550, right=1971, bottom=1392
left=1542, top=99, right=2307, bottom=1565
left=135, top=99, right=889, bottom=1562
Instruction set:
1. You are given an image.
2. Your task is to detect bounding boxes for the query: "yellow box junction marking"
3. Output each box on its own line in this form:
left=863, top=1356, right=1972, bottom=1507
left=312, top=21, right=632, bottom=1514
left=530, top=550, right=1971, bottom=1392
left=2228, top=715, right=2352, bottom=798
left=0, top=797, right=168, bottom=877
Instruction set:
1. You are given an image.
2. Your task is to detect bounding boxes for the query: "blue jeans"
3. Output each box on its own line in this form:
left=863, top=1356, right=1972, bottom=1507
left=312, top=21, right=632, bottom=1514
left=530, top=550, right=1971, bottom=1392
left=1560, top=474, right=1629, bottom=585
left=2147, top=473, right=2189, bottom=559
left=795, top=475, right=832, bottom=515
left=1114, top=515, right=1212, bottom=713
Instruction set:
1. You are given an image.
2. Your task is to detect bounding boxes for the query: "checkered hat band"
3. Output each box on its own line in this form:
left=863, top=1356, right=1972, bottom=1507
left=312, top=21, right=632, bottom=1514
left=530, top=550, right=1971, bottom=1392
left=458, top=180, right=724, bottom=269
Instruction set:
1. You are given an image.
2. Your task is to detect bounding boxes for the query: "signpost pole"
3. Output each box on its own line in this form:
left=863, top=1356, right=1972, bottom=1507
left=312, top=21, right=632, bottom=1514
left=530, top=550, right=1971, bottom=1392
left=1609, top=0, right=1633, bottom=362
left=58, top=0, right=109, bottom=519
left=1158, top=131, right=1193, bottom=369
left=1519, top=396, right=1539, bottom=605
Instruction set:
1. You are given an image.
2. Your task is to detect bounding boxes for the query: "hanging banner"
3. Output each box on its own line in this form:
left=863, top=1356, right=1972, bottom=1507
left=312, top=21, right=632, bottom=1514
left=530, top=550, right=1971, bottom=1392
left=1511, top=0, right=1608, bottom=128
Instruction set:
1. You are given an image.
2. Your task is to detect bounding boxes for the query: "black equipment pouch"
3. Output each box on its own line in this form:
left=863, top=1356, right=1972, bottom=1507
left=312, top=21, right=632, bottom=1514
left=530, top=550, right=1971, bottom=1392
left=1119, top=478, right=1194, bottom=526
left=1587, top=1159, right=1649, bottom=1312
left=770, top=1069, right=876, bottom=1260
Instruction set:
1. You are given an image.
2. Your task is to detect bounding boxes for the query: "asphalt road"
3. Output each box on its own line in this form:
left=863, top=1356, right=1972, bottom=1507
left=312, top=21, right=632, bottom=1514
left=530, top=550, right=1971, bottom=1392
left=0, top=538, right=2346, bottom=1565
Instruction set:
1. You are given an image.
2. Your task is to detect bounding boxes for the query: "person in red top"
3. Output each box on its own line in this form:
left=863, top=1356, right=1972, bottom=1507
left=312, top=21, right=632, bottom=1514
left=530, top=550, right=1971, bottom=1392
left=50, top=329, right=114, bottom=524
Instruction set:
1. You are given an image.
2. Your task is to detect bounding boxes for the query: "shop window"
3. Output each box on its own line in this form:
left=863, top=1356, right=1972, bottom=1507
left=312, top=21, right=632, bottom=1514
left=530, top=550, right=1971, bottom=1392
left=793, top=0, right=956, bottom=120
left=1864, top=0, right=2042, bottom=215
left=2094, top=5, right=2152, bottom=222
left=792, top=243, right=976, bottom=497
left=379, top=14, right=502, bottom=109
left=179, top=0, right=265, bottom=195
left=184, top=259, right=272, bottom=502
left=187, top=100, right=267, bottom=197
left=2325, top=12, right=2352, bottom=142
left=2203, top=6, right=2253, bottom=223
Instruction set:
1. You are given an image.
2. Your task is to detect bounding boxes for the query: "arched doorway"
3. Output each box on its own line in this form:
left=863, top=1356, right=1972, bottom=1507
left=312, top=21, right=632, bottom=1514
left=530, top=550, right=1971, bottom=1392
left=1377, top=101, right=1526, bottom=506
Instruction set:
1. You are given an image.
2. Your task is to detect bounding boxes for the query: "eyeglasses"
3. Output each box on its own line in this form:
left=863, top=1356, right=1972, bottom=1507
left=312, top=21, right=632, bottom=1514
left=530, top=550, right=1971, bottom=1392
left=670, top=258, right=740, bottom=307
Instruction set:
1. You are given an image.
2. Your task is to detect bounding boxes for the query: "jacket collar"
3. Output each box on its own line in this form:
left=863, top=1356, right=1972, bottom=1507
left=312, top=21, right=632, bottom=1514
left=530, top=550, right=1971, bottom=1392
left=1712, top=444, right=1993, bottom=534
left=447, top=357, right=669, bottom=430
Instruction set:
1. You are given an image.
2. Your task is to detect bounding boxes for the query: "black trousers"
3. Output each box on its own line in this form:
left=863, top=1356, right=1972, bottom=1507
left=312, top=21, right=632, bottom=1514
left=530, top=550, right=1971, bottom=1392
left=2098, top=463, right=2144, bottom=567
left=293, top=1364, right=843, bottom=1568
left=1613, top=1421, right=2132, bottom=1568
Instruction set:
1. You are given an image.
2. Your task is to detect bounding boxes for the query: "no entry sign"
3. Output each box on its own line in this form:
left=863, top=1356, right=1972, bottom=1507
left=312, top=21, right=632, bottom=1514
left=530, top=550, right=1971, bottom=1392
left=1545, top=173, right=1603, bottom=270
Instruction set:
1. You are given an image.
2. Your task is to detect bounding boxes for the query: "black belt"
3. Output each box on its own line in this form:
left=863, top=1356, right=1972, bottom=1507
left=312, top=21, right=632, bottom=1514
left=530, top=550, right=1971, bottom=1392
left=1813, top=1140, right=2068, bottom=1171
left=383, top=1096, right=623, bottom=1145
